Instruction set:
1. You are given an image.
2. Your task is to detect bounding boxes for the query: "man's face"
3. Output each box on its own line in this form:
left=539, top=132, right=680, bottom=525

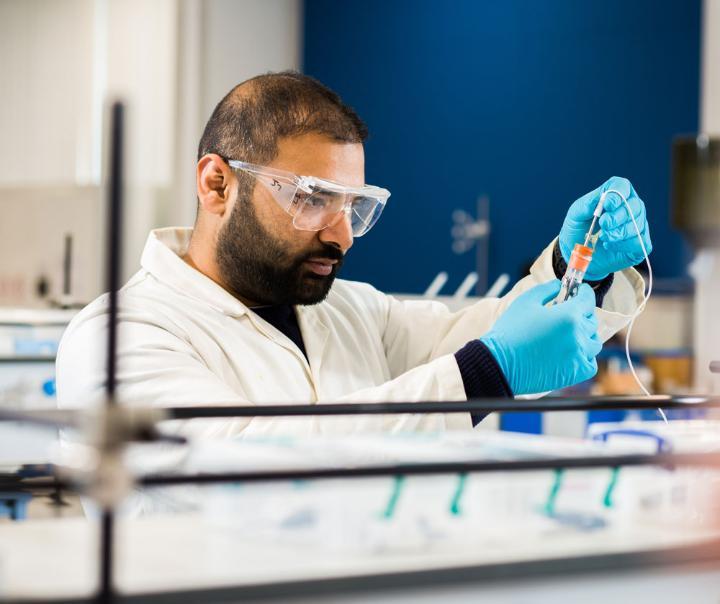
left=216, top=133, right=365, bottom=306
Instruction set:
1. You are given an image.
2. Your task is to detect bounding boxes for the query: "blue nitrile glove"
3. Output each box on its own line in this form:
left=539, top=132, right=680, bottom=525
left=480, top=280, right=602, bottom=395
left=559, top=176, right=653, bottom=281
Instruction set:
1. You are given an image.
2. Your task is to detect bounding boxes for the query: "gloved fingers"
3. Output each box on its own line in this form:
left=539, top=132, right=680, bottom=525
left=598, top=193, right=643, bottom=232
left=576, top=317, right=600, bottom=354
left=586, top=331, right=603, bottom=357
left=566, top=177, right=635, bottom=227
left=565, top=183, right=605, bottom=225
left=600, top=210, right=647, bottom=243
left=601, top=176, right=635, bottom=201
left=601, top=224, right=653, bottom=255
left=580, top=354, right=600, bottom=380
left=565, top=282, right=596, bottom=312
left=521, top=279, right=562, bottom=306
left=581, top=312, right=599, bottom=334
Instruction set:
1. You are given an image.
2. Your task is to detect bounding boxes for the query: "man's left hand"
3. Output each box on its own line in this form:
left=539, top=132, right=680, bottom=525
left=559, top=176, right=653, bottom=281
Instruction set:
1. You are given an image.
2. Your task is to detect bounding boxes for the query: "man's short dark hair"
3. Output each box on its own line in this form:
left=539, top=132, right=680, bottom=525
left=198, top=71, right=368, bottom=164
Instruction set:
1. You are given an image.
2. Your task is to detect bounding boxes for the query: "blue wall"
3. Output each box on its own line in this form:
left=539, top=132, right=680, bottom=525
left=303, top=0, right=701, bottom=294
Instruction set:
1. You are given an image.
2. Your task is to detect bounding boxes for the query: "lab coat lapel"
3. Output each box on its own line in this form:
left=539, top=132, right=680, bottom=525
left=141, top=228, right=250, bottom=318
left=296, top=306, right=329, bottom=385
left=244, top=310, right=311, bottom=370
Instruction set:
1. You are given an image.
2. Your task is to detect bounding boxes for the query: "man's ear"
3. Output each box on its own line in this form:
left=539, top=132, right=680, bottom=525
left=196, top=154, right=233, bottom=217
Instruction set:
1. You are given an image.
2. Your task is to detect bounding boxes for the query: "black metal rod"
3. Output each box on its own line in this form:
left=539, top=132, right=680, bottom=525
left=0, top=408, right=78, bottom=429
left=2, top=451, right=717, bottom=496
left=99, top=510, right=114, bottom=604
left=0, top=356, right=56, bottom=363
left=98, top=100, right=124, bottom=604
left=1, top=396, right=717, bottom=433
left=137, top=451, right=719, bottom=488
left=105, top=102, right=123, bottom=402
left=63, top=233, right=73, bottom=297
left=166, top=395, right=720, bottom=419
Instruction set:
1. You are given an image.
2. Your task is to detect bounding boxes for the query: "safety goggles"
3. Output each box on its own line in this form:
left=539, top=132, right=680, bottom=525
left=227, top=159, right=390, bottom=237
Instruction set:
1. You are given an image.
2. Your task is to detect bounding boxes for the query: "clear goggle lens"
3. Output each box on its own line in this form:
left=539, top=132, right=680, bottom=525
left=292, top=188, right=384, bottom=236
left=228, top=160, right=389, bottom=237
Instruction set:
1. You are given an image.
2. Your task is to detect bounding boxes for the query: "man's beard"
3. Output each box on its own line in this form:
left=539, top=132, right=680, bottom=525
left=216, top=198, right=344, bottom=306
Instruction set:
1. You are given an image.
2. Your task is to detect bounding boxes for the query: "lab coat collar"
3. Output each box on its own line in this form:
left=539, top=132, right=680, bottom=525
left=139, top=227, right=251, bottom=317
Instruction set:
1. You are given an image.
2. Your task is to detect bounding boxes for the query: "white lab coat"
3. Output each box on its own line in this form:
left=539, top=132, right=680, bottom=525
left=56, top=228, right=646, bottom=438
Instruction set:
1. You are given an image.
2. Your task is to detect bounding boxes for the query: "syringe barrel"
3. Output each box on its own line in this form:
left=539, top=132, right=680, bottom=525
left=568, top=244, right=593, bottom=271
left=553, top=244, right=594, bottom=305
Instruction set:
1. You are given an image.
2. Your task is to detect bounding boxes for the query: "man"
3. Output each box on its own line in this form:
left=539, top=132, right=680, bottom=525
left=57, top=72, right=649, bottom=437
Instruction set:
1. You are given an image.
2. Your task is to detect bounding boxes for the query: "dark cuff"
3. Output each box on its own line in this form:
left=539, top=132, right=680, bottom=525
left=552, top=241, right=614, bottom=308
left=455, top=340, right=513, bottom=426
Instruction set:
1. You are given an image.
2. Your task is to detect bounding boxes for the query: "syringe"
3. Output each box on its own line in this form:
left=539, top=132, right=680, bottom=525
left=553, top=186, right=663, bottom=419
left=583, top=211, right=601, bottom=247
left=554, top=192, right=607, bottom=305
left=553, top=243, right=595, bottom=304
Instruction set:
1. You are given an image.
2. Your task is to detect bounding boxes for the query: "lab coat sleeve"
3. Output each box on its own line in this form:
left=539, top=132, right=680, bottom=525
left=324, top=353, right=471, bottom=431
left=56, top=302, right=472, bottom=437
left=56, top=304, right=261, bottom=439
left=378, top=238, right=645, bottom=376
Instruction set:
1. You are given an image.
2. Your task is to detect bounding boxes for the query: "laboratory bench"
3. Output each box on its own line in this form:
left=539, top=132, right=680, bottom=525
left=0, top=510, right=718, bottom=602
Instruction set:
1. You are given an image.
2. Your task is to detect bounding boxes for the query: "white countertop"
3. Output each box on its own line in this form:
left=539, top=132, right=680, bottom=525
left=0, top=512, right=717, bottom=600
left=0, top=307, right=77, bottom=326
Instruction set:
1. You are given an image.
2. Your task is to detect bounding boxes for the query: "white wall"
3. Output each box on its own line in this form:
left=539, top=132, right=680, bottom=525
left=201, top=0, right=302, bottom=121
left=701, top=0, right=720, bottom=133
left=112, top=0, right=302, bottom=275
left=0, top=186, right=102, bottom=306
left=168, top=0, right=302, bottom=227
left=0, top=0, right=302, bottom=305
left=0, top=0, right=95, bottom=185
left=0, top=0, right=181, bottom=187
left=0, top=0, right=98, bottom=305
left=100, top=0, right=180, bottom=283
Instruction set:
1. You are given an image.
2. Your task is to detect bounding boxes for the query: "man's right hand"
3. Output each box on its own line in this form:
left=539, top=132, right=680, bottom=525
left=481, top=280, right=602, bottom=395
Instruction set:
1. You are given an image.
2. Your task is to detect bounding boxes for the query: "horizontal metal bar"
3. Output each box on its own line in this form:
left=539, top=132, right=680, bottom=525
left=0, top=408, right=77, bottom=429
left=166, top=395, right=719, bottom=418
left=137, top=451, right=720, bottom=488
left=2, top=451, right=717, bottom=495
left=0, top=356, right=55, bottom=364
left=2, top=396, right=717, bottom=432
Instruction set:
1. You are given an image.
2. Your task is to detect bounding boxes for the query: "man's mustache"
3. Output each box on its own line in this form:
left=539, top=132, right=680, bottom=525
left=298, top=245, right=344, bottom=265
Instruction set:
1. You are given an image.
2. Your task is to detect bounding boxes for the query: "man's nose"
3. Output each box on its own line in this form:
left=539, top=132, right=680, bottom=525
left=319, top=209, right=354, bottom=253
